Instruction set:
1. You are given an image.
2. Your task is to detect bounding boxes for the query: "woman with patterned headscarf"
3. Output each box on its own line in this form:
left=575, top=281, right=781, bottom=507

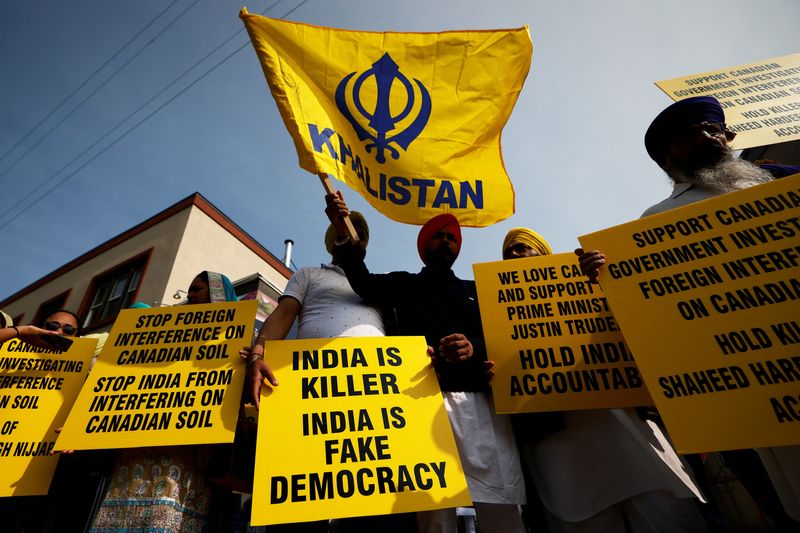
left=90, top=271, right=238, bottom=532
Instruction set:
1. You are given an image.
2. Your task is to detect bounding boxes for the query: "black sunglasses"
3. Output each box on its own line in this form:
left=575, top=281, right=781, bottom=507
left=675, top=121, right=736, bottom=142
left=44, top=320, right=78, bottom=335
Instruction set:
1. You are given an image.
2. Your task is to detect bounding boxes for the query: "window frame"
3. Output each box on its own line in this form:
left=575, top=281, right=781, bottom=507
left=31, top=289, right=72, bottom=327
left=78, top=249, right=152, bottom=333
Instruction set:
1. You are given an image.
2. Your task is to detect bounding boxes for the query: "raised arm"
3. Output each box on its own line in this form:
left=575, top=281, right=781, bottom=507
left=324, top=192, right=413, bottom=304
left=0, top=325, right=61, bottom=349
left=241, top=296, right=301, bottom=408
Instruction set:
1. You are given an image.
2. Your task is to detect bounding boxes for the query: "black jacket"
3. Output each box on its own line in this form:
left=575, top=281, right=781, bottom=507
left=337, top=246, right=489, bottom=392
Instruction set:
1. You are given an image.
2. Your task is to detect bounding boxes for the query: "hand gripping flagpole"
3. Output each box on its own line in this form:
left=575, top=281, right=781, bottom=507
left=318, top=173, right=360, bottom=243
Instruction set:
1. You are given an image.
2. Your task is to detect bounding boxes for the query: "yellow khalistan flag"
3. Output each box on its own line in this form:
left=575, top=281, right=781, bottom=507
left=241, top=9, right=531, bottom=227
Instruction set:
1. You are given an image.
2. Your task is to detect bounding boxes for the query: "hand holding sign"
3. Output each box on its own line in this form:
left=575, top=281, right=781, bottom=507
left=574, top=248, right=606, bottom=283
left=439, top=333, right=473, bottom=363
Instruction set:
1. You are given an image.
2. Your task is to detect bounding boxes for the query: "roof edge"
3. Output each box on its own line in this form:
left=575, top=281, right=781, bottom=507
left=1, top=192, right=292, bottom=307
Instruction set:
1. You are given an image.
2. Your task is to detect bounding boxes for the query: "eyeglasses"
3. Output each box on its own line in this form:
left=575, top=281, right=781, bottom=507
left=44, top=321, right=78, bottom=335
left=675, top=121, right=734, bottom=141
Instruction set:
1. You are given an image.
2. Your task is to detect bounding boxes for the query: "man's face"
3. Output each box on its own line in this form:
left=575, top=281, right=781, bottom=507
left=503, top=242, right=539, bottom=260
left=44, top=311, right=79, bottom=337
left=331, top=231, right=368, bottom=263
left=424, top=226, right=460, bottom=268
left=665, top=121, right=734, bottom=176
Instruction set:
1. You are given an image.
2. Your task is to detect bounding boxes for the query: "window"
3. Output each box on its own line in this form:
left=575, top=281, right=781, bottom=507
left=32, top=290, right=70, bottom=326
left=81, top=251, right=150, bottom=330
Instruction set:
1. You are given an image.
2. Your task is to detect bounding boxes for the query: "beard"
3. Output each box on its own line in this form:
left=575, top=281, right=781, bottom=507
left=670, top=153, right=773, bottom=193
left=424, top=244, right=457, bottom=270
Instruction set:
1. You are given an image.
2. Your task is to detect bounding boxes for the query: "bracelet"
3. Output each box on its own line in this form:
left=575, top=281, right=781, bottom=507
left=11, top=326, right=19, bottom=338
left=248, top=352, right=264, bottom=365
left=333, top=235, right=350, bottom=246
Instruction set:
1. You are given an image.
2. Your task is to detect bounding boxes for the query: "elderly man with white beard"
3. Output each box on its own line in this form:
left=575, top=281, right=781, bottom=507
left=640, top=96, right=799, bottom=216
left=578, top=95, right=800, bottom=530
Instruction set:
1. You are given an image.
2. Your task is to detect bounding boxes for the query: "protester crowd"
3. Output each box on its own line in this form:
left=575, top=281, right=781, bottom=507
left=2, top=96, right=800, bottom=532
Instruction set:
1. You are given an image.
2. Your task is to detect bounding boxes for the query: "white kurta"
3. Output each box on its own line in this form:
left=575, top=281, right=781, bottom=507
left=526, top=409, right=703, bottom=522
left=757, top=446, right=800, bottom=521
left=443, top=391, right=526, bottom=504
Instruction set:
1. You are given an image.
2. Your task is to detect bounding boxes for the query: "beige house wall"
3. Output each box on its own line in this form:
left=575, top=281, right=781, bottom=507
left=162, top=206, right=288, bottom=303
left=2, top=195, right=291, bottom=331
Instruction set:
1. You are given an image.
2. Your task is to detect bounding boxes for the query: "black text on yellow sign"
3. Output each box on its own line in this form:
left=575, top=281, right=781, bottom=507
left=0, top=337, right=96, bottom=496
left=473, top=254, right=652, bottom=413
left=251, top=337, right=470, bottom=526
left=656, top=53, right=800, bottom=150
left=579, top=173, right=800, bottom=453
left=55, top=300, right=257, bottom=450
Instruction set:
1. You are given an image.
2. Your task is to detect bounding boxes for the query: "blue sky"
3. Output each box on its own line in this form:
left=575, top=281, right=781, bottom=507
left=2, top=0, right=798, bottom=300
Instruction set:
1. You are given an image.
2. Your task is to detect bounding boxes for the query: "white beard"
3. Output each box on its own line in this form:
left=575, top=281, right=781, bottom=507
left=672, top=155, right=773, bottom=193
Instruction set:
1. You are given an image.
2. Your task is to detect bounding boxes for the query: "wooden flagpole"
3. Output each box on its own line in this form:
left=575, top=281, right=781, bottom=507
left=318, top=173, right=359, bottom=243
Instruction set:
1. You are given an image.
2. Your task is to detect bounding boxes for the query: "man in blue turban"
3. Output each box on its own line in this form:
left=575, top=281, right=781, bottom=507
left=641, top=96, right=799, bottom=216
left=580, top=96, right=800, bottom=275
left=579, top=96, right=800, bottom=528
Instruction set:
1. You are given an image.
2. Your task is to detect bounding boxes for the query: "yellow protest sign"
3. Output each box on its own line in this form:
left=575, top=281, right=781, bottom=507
left=579, top=174, right=800, bottom=453
left=55, top=301, right=256, bottom=450
left=655, top=53, right=800, bottom=149
left=241, top=10, right=532, bottom=227
left=0, top=337, right=96, bottom=496
left=473, top=254, right=652, bottom=413
left=251, top=336, right=470, bottom=526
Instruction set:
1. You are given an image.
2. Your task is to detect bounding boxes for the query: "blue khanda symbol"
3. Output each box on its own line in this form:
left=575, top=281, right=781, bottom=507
left=335, top=53, right=431, bottom=164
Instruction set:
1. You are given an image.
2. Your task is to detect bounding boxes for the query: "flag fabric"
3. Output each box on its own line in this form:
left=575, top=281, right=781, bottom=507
left=240, top=9, right=531, bottom=227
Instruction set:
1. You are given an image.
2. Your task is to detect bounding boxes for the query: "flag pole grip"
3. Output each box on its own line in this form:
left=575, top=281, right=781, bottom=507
left=318, top=173, right=360, bottom=243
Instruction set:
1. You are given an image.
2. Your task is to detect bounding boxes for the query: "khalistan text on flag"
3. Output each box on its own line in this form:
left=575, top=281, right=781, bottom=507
left=241, top=9, right=531, bottom=226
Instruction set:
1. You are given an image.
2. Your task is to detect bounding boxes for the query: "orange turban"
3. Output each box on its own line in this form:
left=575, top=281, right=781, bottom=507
left=417, top=214, right=461, bottom=262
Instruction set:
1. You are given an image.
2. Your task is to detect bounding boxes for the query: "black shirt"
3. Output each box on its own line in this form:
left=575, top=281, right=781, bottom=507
left=337, top=247, right=488, bottom=392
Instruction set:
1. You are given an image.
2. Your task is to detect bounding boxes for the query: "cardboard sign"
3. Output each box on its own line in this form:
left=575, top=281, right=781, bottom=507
left=251, top=336, right=470, bottom=526
left=55, top=301, right=256, bottom=450
left=655, top=53, right=800, bottom=149
left=0, top=337, right=96, bottom=496
left=473, top=253, right=652, bottom=413
left=579, top=174, right=800, bottom=453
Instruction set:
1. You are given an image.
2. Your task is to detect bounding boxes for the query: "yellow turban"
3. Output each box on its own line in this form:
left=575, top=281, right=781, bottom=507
left=325, top=211, right=369, bottom=254
left=502, top=227, right=552, bottom=256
